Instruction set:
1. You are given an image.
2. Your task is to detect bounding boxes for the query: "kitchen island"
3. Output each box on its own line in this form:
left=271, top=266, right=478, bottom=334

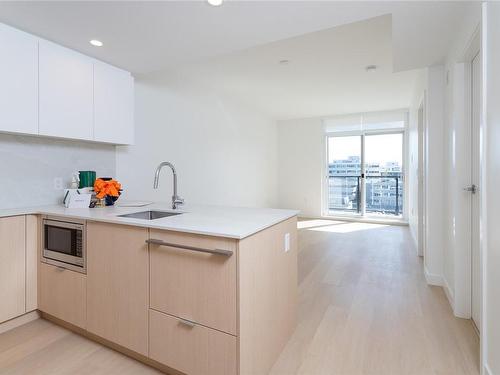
left=0, top=203, right=298, bottom=375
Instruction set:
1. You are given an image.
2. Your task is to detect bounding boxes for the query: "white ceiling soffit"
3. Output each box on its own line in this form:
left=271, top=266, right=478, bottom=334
left=0, top=1, right=479, bottom=74
left=170, top=15, right=420, bottom=120
left=390, top=1, right=480, bottom=71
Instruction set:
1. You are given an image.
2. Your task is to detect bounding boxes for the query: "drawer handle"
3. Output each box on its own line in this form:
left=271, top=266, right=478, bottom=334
left=146, top=239, right=233, bottom=256
left=178, top=318, right=196, bottom=328
left=55, top=266, right=66, bottom=272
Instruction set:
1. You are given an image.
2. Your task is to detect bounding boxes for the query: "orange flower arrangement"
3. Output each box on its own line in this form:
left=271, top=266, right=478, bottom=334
left=94, top=178, right=122, bottom=199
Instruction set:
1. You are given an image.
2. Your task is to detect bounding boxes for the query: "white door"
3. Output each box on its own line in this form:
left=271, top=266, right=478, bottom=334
left=471, top=51, right=481, bottom=333
left=39, top=39, right=94, bottom=140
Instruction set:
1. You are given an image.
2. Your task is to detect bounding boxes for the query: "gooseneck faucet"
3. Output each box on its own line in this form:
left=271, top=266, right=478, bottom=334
left=153, top=162, right=184, bottom=209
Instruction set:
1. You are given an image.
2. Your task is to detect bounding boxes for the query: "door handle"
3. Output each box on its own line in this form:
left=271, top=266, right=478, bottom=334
left=146, top=239, right=233, bottom=256
left=463, top=184, right=477, bottom=194
left=178, top=318, right=196, bottom=328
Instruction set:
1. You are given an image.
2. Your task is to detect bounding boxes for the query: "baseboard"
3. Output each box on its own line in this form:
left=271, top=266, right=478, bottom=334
left=443, top=277, right=455, bottom=311
left=424, top=266, right=444, bottom=286
left=0, top=310, right=40, bottom=334
left=409, top=225, right=422, bottom=256
left=410, top=225, right=417, bottom=246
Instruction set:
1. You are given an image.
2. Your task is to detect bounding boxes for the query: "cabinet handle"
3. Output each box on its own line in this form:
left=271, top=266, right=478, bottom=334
left=55, top=266, right=66, bottom=272
left=145, top=239, right=233, bottom=256
left=178, top=318, right=196, bottom=328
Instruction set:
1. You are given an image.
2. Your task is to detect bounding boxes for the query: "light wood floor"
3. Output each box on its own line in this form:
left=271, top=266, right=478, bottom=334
left=0, top=318, right=162, bottom=375
left=0, top=220, right=479, bottom=375
left=269, top=220, right=479, bottom=375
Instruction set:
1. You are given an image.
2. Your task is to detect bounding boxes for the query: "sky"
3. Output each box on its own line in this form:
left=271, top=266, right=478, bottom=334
left=328, top=133, right=403, bottom=165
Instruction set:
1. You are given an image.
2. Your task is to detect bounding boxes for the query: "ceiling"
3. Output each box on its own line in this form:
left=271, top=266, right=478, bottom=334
left=0, top=1, right=479, bottom=74
left=171, top=14, right=420, bottom=119
left=0, top=1, right=480, bottom=120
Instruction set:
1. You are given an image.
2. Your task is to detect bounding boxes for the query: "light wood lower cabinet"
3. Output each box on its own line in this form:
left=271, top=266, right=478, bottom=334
left=36, top=217, right=298, bottom=375
left=149, top=309, right=237, bottom=375
left=238, top=217, right=298, bottom=375
left=39, top=262, right=86, bottom=329
left=150, top=217, right=297, bottom=375
left=25, top=215, right=38, bottom=312
left=86, top=222, right=149, bottom=356
left=0, top=216, right=26, bottom=323
left=150, top=230, right=237, bottom=335
left=0, top=214, right=39, bottom=326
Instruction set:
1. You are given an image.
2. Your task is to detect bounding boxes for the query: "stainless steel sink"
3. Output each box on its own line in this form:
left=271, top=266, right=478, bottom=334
left=117, top=210, right=182, bottom=220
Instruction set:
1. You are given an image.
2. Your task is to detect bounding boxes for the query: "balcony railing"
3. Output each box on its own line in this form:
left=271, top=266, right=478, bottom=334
left=327, top=175, right=403, bottom=216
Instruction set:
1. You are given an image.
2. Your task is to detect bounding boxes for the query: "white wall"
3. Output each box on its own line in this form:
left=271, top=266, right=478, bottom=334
left=407, top=3, right=481, bottom=313
left=0, top=133, right=115, bottom=209
left=277, top=118, right=324, bottom=216
left=408, top=69, right=426, bottom=251
left=442, top=59, right=473, bottom=315
left=482, top=3, right=500, bottom=373
left=423, top=66, right=446, bottom=285
left=434, top=3, right=480, bottom=315
left=116, top=72, right=278, bottom=208
left=277, top=110, right=410, bottom=218
left=408, top=67, right=456, bottom=295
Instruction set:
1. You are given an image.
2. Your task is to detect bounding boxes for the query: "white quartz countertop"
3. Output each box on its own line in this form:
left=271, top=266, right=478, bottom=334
left=0, top=202, right=299, bottom=239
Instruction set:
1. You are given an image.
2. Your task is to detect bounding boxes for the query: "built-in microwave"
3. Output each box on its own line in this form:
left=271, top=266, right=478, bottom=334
left=42, top=216, right=86, bottom=273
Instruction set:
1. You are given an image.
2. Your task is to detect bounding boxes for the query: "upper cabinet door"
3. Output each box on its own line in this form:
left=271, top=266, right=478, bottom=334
left=94, top=62, right=134, bottom=145
left=0, top=23, right=38, bottom=135
left=39, top=40, right=93, bottom=140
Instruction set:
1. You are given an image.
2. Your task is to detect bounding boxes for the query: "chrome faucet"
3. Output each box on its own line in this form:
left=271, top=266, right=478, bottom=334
left=153, top=162, right=184, bottom=209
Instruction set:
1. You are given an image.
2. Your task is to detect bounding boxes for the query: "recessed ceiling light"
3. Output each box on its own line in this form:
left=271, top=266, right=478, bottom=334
left=279, top=59, right=290, bottom=65
left=89, top=39, right=103, bottom=47
left=365, top=65, right=377, bottom=72
left=207, top=0, right=223, bottom=6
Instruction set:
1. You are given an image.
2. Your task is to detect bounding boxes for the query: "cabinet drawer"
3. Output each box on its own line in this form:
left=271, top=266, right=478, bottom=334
left=149, top=230, right=237, bottom=335
left=149, top=309, right=237, bottom=375
left=39, top=262, right=86, bottom=329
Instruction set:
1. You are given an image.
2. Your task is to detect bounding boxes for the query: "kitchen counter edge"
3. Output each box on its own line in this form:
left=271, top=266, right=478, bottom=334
left=0, top=205, right=299, bottom=240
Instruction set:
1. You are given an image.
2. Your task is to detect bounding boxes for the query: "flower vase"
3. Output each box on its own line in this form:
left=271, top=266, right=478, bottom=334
left=104, top=195, right=119, bottom=206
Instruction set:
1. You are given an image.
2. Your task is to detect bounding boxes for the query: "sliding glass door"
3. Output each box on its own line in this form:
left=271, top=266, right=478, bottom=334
left=327, top=136, right=363, bottom=214
left=364, top=133, right=404, bottom=216
left=326, top=131, right=404, bottom=218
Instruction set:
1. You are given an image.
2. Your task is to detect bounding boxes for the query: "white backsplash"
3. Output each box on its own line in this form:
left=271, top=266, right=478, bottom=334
left=0, top=133, right=115, bottom=209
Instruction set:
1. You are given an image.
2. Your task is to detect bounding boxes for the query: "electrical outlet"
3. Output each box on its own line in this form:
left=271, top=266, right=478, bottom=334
left=53, top=177, right=63, bottom=190
left=284, top=233, right=290, bottom=252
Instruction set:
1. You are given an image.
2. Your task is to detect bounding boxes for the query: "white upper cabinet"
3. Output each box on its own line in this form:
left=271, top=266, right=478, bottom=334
left=94, top=62, right=134, bottom=145
left=39, top=40, right=94, bottom=140
left=0, top=22, right=134, bottom=144
left=0, top=23, right=38, bottom=135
